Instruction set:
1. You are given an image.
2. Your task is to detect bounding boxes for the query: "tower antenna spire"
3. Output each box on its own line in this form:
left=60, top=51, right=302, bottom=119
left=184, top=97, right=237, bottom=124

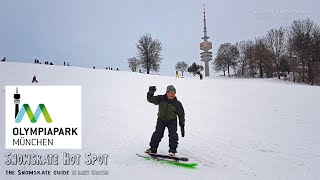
left=203, top=3, right=208, bottom=39
left=202, top=3, right=210, bottom=41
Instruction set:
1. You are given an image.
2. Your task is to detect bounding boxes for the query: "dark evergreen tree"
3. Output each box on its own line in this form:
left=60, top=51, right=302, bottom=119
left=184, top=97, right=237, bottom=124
left=187, top=62, right=204, bottom=76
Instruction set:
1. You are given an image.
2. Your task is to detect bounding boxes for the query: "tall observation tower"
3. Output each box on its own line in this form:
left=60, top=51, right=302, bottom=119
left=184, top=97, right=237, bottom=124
left=200, top=4, right=213, bottom=77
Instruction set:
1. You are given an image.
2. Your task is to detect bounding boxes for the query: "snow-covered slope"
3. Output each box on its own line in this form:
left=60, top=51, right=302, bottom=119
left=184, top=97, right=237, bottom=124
left=0, top=62, right=320, bottom=180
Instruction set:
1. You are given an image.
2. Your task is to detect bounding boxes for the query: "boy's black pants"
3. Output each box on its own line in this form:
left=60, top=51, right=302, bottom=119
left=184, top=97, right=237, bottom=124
left=149, top=119, right=179, bottom=153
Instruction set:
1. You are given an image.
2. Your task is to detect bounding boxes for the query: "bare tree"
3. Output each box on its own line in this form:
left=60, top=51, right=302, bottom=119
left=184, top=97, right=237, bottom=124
left=213, top=55, right=228, bottom=76
left=136, top=34, right=162, bottom=74
left=127, top=57, right=140, bottom=72
left=279, top=55, right=290, bottom=76
left=175, top=61, right=188, bottom=77
left=213, top=43, right=239, bottom=77
left=288, top=19, right=318, bottom=83
left=266, top=27, right=286, bottom=79
left=311, top=25, right=320, bottom=85
left=244, top=40, right=257, bottom=77
left=235, top=41, right=248, bottom=77
left=253, top=37, right=273, bottom=78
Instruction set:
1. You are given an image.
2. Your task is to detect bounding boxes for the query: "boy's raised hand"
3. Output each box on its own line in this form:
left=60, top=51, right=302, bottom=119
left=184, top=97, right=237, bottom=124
left=149, top=86, right=157, bottom=94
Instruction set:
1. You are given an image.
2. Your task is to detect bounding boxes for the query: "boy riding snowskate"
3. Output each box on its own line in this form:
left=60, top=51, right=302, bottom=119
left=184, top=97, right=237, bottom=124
left=145, top=85, right=185, bottom=156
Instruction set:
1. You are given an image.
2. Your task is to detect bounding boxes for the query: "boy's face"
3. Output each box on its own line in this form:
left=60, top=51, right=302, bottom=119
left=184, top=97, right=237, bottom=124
left=166, top=91, right=176, bottom=100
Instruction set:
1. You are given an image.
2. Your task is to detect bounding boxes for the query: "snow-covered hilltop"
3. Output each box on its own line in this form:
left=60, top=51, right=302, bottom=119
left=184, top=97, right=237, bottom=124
left=0, top=62, right=320, bottom=180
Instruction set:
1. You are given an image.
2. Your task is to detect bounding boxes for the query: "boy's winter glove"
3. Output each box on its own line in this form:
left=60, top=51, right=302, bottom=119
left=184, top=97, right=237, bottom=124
left=180, top=124, right=185, bottom=137
left=149, top=86, right=156, bottom=94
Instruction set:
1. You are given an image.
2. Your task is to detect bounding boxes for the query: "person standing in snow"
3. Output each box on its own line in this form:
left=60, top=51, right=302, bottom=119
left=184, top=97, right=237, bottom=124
left=32, top=75, right=38, bottom=83
left=199, top=73, right=203, bottom=80
left=145, top=85, right=185, bottom=156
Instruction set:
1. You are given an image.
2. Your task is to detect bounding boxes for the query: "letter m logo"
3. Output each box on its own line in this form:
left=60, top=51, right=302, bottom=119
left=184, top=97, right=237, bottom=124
left=15, top=104, right=52, bottom=123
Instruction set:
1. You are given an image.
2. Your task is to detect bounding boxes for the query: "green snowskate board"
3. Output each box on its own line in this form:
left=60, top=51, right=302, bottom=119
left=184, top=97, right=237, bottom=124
left=136, top=153, right=198, bottom=168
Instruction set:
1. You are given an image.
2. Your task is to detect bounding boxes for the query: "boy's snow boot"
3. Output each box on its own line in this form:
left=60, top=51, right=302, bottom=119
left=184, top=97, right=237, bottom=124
left=145, top=148, right=157, bottom=154
left=168, top=149, right=177, bottom=156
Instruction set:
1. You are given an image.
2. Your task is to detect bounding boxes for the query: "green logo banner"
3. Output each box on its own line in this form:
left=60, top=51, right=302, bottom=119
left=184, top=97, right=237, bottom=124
left=15, top=104, right=52, bottom=123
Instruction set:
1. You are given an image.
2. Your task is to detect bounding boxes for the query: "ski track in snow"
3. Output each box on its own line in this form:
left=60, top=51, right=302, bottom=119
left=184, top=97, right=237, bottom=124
left=181, top=130, right=259, bottom=178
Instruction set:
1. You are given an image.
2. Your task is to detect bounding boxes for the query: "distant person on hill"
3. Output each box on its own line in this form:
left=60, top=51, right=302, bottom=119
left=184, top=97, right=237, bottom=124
left=145, top=85, right=185, bottom=156
left=176, top=71, right=179, bottom=78
left=64, top=61, right=65, bottom=66
left=32, top=75, right=38, bottom=83
left=199, top=73, right=203, bottom=80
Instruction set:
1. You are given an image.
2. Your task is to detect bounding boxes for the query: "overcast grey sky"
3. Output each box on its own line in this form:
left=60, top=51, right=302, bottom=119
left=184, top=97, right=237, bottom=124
left=0, top=0, right=319, bottom=76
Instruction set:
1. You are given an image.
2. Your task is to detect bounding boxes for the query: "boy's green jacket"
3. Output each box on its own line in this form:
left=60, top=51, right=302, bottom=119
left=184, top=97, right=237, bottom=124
left=147, top=92, right=185, bottom=126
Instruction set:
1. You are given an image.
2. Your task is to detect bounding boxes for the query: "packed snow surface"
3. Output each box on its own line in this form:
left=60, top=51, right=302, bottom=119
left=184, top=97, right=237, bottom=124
left=0, top=62, right=319, bottom=180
